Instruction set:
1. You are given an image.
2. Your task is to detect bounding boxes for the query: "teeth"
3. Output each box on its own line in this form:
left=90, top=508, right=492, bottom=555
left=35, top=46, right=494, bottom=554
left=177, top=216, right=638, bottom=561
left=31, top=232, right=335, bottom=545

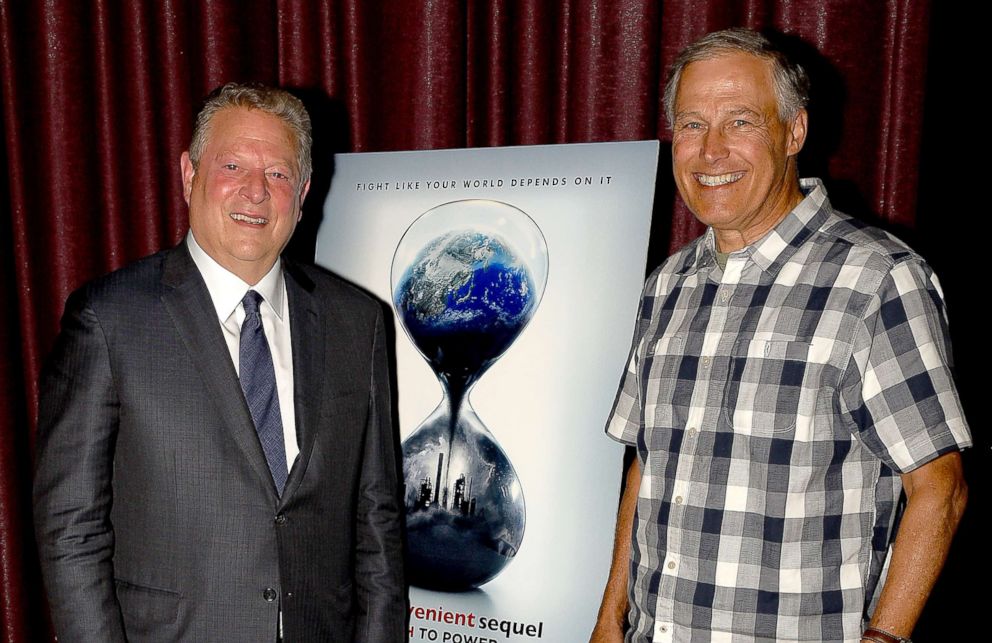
left=230, top=213, right=267, bottom=225
left=697, top=172, right=744, bottom=186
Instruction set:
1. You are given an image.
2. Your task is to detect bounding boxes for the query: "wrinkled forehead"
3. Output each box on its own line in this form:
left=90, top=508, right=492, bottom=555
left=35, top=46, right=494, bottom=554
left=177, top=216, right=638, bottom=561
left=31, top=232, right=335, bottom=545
left=222, top=106, right=295, bottom=137
left=204, top=107, right=300, bottom=158
left=676, top=52, right=779, bottom=112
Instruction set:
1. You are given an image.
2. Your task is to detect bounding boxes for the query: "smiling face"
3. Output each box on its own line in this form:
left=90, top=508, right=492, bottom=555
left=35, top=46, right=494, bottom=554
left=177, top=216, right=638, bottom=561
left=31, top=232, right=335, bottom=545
left=181, top=107, right=310, bottom=284
left=671, top=52, right=807, bottom=252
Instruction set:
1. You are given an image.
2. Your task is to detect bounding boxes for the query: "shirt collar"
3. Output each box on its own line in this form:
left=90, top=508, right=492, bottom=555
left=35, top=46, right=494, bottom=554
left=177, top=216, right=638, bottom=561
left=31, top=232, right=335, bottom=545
left=186, top=231, right=286, bottom=322
left=687, top=178, right=830, bottom=275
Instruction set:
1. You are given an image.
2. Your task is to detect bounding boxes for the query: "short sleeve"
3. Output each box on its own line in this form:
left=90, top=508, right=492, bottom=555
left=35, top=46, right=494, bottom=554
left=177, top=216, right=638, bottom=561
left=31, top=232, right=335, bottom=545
left=840, top=258, right=971, bottom=473
left=605, top=273, right=659, bottom=446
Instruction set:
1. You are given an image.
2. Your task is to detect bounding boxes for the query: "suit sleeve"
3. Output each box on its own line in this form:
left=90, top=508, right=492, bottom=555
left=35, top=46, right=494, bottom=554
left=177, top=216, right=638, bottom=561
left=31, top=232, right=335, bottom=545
left=33, top=289, right=127, bottom=642
left=354, top=307, right=407, bottom=642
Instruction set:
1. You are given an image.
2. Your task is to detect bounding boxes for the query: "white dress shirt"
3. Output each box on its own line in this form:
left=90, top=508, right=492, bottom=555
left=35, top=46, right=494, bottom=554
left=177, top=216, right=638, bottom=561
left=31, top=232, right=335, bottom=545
left=186, top=232, right=299, bottom=470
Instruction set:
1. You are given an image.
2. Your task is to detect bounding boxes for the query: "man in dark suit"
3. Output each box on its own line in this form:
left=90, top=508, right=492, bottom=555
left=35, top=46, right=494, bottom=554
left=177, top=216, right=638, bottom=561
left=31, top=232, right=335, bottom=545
left=33, top=83, right=406, bottom=642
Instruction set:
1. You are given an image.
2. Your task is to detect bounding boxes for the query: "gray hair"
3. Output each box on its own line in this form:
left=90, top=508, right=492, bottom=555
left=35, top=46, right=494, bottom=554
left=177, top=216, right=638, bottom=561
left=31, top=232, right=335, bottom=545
left=188, top=82, right=313, bottom=184
left=662, top=28, right=810, bottom=127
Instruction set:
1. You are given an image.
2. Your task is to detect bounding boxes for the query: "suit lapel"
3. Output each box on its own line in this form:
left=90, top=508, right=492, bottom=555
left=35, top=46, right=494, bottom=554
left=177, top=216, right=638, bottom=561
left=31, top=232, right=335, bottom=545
left=160, top=244, right=278, bottom=499
left=283, top=261, right=323, bottom=501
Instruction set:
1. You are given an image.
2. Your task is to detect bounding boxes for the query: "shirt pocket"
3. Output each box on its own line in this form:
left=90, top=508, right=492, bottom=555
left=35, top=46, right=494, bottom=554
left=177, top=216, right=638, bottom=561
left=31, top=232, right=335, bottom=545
left=722, top=337, right=811, bottom=436
left=641, top=334, right=686, bottom=433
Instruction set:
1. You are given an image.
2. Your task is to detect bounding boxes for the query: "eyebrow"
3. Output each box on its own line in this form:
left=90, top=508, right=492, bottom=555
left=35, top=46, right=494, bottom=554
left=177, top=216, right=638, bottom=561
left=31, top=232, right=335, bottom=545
left=214, top=151, right=297, bottom=169
left=673, top=110, right=704, bottom=122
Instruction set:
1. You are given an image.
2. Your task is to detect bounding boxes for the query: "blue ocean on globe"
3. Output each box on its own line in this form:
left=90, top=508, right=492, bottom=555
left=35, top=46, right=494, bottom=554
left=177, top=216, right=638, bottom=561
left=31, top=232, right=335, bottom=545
left=394, top=230, right=537, bottom=383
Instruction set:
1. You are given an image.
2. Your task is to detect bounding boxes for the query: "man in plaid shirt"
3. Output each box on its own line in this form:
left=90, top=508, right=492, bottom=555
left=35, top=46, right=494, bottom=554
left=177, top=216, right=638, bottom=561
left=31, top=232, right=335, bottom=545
left=591, top=29, right=970, bottom=643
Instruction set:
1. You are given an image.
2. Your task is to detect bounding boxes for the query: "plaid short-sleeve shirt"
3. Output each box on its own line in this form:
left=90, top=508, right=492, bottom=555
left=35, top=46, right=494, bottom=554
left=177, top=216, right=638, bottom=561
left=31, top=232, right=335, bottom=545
left=607, top=179, right=971, bottom=643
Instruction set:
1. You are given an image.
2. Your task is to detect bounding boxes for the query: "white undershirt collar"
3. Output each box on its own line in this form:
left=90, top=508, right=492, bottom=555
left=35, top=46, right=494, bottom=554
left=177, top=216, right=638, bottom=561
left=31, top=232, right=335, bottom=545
left=185, top=232, right=286, bottom=323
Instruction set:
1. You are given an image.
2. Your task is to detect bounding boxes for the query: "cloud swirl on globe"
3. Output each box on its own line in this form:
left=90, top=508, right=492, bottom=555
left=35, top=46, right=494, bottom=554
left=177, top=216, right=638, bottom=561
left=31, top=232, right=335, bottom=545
left=394, top=230, right=537, bottom=389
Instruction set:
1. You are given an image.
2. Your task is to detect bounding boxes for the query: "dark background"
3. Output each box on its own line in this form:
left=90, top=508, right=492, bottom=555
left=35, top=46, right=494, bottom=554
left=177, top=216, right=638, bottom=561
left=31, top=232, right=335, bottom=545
left=1, top=1, right=981, bottom=640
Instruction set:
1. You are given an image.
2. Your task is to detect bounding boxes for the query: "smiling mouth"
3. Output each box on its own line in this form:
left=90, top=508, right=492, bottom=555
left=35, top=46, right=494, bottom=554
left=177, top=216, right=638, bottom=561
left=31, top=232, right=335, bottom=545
left=695, top=172, right=744, bottom=187
left=230, top=212, right=268, bottom=225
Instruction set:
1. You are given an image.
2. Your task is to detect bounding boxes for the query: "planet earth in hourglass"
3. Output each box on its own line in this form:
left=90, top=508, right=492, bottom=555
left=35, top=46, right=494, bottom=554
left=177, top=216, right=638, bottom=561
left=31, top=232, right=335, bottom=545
left=392, top=200, right=548, bottom=591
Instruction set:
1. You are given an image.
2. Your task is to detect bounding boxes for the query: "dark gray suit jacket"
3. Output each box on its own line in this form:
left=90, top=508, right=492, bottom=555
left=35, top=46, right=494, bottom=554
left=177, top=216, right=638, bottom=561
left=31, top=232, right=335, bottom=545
left=34, top=243, right=406, bottom=642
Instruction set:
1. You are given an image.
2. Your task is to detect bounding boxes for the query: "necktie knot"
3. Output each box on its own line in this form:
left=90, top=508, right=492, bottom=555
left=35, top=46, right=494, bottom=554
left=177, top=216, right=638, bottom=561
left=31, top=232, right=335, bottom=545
left=242, top=290, right=264, bottom=316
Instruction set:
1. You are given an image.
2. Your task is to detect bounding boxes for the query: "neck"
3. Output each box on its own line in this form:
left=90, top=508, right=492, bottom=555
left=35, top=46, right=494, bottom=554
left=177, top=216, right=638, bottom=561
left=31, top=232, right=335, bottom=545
left=713, top=178, right=804, bottom=253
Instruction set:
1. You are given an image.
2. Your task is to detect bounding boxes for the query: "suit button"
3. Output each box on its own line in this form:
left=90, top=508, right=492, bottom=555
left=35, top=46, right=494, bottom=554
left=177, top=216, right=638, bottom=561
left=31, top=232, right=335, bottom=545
left=274, top=514, right=287, bottom=525
left=263, top=587, right=278, bottom=602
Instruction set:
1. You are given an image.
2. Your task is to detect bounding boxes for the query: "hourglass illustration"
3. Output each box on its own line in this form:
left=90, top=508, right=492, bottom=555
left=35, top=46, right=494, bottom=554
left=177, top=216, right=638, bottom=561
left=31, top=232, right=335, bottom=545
left=392, top=199, right=549, bottom=590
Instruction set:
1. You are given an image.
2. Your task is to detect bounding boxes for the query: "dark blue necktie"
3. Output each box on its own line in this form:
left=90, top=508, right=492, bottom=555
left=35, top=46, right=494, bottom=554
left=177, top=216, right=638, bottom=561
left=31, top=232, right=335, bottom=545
left=239, top=290, right=288, bottom=495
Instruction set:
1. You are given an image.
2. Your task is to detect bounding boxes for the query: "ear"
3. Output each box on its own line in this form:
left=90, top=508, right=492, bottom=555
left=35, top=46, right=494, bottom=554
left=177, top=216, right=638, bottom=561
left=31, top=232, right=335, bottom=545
left=296, top=179, right=311, bottom=221
left=180, top=151, right=195, bottom=205
left=786, top=109, right=808, bottom=156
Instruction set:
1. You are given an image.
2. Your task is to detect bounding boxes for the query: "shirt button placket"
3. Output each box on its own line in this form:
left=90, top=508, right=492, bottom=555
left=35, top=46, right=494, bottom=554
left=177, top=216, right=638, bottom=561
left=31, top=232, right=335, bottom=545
left=654, top=620, right=674, bottom=642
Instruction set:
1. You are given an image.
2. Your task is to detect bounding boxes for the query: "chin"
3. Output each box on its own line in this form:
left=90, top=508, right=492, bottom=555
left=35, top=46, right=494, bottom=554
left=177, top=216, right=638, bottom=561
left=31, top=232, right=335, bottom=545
left=686, top=199, right=733, bottom=224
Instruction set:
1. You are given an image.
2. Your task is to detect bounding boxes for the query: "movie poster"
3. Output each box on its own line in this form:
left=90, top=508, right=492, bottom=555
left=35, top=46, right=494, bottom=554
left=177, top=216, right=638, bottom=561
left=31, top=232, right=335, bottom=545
left=315, top=141, right=658, bottom=642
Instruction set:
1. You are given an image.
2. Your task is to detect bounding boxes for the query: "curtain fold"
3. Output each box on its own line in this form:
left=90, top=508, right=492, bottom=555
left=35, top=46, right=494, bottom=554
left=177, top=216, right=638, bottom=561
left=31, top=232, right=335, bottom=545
left=1, top=1, right=959, bottom=639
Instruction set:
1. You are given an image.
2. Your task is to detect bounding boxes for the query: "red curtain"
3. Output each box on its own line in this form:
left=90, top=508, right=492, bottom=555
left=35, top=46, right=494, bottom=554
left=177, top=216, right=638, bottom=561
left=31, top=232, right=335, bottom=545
left=1, top=1, right=975, bottom=640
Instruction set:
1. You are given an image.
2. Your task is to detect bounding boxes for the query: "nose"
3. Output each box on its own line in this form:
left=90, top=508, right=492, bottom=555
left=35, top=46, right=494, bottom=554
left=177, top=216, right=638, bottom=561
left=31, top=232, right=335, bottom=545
left=700, top=128, right=729, bottom=164
left=239, top=169, right=269, bottom=204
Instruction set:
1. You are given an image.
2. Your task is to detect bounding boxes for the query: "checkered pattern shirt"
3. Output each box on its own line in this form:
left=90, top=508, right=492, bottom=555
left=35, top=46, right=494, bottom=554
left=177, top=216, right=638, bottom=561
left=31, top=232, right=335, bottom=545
left=607, top=179, right=971, bottom=642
